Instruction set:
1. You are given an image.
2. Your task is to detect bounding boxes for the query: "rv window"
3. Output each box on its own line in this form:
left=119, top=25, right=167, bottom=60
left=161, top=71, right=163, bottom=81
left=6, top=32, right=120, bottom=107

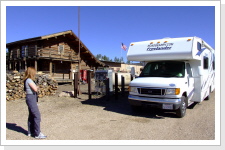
left=203, top=56, right=209, bottom=69
left=213, top=54, right=215, bottom=70
left=140, top=61, right=185, bottom=77
left=197, top=42, right=202, bottom=51
left=186, top=63, right=193, bottom=77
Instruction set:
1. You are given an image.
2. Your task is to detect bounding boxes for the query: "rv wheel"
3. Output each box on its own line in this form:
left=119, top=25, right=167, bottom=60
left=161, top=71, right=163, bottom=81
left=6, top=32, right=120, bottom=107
left=176, top=96, right=187, bottom=118
left=204, top=87, right=211, bottom=100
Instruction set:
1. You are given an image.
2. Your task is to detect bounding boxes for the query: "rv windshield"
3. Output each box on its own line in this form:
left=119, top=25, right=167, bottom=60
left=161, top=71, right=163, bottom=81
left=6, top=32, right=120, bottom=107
left=140, top=61, right=185, bottom=77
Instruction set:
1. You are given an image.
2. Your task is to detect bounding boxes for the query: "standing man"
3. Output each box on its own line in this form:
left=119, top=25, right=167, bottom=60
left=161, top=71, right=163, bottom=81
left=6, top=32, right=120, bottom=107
left=23, top=67, right=47, bottom=139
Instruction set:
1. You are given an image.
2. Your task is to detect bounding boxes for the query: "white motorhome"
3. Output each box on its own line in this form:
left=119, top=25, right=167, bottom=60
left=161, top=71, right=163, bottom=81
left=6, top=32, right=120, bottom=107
left=127, top=37, right=215, bottom=118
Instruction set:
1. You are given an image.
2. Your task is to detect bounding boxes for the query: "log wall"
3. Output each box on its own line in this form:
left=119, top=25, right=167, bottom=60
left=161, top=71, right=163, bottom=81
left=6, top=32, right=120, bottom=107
left=8, top=37, right=79, bottom=61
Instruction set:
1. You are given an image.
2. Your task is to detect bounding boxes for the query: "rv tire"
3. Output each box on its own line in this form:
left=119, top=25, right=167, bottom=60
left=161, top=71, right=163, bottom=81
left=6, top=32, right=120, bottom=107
left=176, top=96, right=187, bottom=118
left=205, top=87, right=211, bottom=100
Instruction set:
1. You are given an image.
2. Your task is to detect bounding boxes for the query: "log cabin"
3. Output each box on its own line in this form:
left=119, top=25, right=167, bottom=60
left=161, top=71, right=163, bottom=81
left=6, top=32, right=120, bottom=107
left=6, top=30, right=105, bottom=83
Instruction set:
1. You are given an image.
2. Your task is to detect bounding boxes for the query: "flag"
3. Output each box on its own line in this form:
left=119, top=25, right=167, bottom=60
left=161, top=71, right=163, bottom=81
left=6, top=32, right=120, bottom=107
left=121, top=43, right=127, bottom=51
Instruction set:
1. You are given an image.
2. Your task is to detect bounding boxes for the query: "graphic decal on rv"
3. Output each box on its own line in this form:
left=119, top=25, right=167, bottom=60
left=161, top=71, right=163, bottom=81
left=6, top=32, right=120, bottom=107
left=147, top=43, right=174, bottom=51
left=196, top=48, right=206, bottom=56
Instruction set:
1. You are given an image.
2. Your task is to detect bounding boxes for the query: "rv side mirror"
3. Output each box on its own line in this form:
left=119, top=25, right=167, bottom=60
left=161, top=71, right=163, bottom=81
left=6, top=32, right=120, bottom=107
left=198, top=67, right=203, bottom=76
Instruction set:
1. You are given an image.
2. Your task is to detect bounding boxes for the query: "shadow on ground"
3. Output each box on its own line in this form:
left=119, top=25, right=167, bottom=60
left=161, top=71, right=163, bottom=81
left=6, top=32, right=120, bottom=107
left=81, top=92, right=196, bottom=119
left=6, top=123, right=28, bottom=136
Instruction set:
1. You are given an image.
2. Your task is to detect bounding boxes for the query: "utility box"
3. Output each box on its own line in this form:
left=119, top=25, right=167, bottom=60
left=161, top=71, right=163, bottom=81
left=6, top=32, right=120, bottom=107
left=95, top=69, right=113, bottom=94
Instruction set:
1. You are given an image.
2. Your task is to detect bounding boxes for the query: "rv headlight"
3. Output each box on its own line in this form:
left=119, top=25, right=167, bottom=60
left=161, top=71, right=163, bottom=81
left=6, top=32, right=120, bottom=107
left=129, top=86, right=138, bottom=93
left=166, top=88, right=180, bottom=95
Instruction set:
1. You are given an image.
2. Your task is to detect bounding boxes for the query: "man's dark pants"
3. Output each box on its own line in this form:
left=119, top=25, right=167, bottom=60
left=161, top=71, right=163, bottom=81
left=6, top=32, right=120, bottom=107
left=26, top=93, right=41, bottom=136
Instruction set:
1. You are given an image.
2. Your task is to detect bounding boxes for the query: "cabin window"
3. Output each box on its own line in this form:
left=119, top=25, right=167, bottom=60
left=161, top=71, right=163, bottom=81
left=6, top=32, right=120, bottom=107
left=21, top=45, right=28, bottom=57
left=52, top=63, right=55, bottom=73
left=8, top=49, right=12, bottom=58
left=203, top=56, right=209, bottom=69
left=17, top=49, right=20, bottom=58
left=58, top=45, right=64, bottom=54
left=212, top=54, right=215, bottom=70
left=197, top=42, right=202, bottom=51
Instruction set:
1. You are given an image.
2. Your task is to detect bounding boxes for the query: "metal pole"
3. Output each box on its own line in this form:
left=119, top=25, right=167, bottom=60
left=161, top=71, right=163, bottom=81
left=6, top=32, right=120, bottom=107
left=120, top=45, right=122, bottom=63
left=78, top=6, right=81, bottom=95
left=115, top=73, right=118, bottom=100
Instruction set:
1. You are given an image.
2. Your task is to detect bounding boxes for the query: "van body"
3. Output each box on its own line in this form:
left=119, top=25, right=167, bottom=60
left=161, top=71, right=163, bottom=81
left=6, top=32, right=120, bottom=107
left=127, top=37, right=215, bottom=117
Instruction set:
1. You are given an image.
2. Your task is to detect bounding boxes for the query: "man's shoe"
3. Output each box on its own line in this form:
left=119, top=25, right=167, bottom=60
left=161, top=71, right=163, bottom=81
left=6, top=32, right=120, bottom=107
left=28, top=133, right=35, bottom=137
left=35, top=133, right=47, bottom=139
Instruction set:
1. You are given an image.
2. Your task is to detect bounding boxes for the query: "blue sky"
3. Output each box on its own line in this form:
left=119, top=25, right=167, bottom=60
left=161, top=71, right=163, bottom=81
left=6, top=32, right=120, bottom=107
left=6, top=5, right=215, bottom=63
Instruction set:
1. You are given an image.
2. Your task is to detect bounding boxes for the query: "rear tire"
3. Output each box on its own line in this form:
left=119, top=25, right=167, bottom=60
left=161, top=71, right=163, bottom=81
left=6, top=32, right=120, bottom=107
left=176, top=96, right=187, bottom=118
left=204, top=87, right=211, bottom=100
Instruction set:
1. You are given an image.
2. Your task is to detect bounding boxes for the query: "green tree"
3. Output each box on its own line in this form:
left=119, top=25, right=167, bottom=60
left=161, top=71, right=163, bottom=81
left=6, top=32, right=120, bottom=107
left=126, top=60, right=131, bottom=64
left=120, top=57, right=124, bottom=63
left=114, top=57, right=120, bottom=62
left=96, top=54, right=102, bottom=60
left=102, top=55, right=110, bottom=61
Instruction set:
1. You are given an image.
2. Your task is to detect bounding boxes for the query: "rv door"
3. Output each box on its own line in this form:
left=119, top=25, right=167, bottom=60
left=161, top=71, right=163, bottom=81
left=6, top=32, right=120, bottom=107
left=186, top=63, right=194, bottom=102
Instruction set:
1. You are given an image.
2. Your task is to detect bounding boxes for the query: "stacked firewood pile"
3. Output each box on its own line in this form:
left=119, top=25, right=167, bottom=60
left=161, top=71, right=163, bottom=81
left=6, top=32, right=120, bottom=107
left=6, top=71, right=58, bottom=101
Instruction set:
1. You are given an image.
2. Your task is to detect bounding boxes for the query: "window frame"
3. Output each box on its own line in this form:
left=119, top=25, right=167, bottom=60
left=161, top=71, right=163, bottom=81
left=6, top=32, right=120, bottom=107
left=203, top=56, right=209, bottom=69
left=197, top=42, right=202, bottom=51
left=58, top=44, right=64, bottom=54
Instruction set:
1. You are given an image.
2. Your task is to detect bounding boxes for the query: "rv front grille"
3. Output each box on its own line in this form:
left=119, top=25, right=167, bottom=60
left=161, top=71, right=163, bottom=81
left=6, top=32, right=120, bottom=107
left=137, top=88, right=166, bottom=95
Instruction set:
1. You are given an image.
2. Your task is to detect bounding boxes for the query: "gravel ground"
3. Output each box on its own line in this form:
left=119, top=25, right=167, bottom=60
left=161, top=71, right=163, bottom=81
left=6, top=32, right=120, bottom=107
left=6, top=83, right=216, bottom=141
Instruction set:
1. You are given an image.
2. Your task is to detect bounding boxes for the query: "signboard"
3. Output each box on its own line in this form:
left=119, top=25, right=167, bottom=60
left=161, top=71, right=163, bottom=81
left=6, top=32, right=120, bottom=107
left=147, top=43, right=174, bottom=51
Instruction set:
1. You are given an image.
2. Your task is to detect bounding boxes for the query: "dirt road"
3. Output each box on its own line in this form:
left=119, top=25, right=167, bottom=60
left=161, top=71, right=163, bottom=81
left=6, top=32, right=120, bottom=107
left=6, top=83, right=215, bottom=141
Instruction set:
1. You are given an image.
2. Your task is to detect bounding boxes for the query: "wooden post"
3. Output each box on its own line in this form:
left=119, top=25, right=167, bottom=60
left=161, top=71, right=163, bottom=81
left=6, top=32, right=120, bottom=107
left=49, top=61, right=52, bottom=76
left=74, top=72, right=78, bottom=98
left=70, top=62, right=73, bottom=79
left=49, top=50, right=51, bottom=58
left=25, top=46, right=27, bottom=57
left=121, top=75, right=125, bottom=96
left=25, top=59, right=27, bottom=70
left=18, top=61, right=21, bottom=72
left=35, top=60, right=37, bottom=71
left=9, top=61, right=11, bottom=70
left=115, top=73, right=118, bottom=100
left=130, top=74, right=133, bottom=81
left=35, top=44, right=37, bottom=56
left=14, top=62, right=17, bottom=71
left=106, top=78, right=110, bottom=100
left=87, top=70, right=92, bottom=99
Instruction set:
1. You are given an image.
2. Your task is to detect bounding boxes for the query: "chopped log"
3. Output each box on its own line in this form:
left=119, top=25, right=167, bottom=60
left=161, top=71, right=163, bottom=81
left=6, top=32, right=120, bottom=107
left=6, top=71, right=58, bottom=101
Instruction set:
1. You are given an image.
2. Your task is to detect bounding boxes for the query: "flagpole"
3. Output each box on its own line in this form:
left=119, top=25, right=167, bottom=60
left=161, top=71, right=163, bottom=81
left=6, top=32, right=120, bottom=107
left=120, top=43, right=122, bottom=63
left=121, top=42, right=127, bottom=63
left=78, top=6, right=81, bottom=95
